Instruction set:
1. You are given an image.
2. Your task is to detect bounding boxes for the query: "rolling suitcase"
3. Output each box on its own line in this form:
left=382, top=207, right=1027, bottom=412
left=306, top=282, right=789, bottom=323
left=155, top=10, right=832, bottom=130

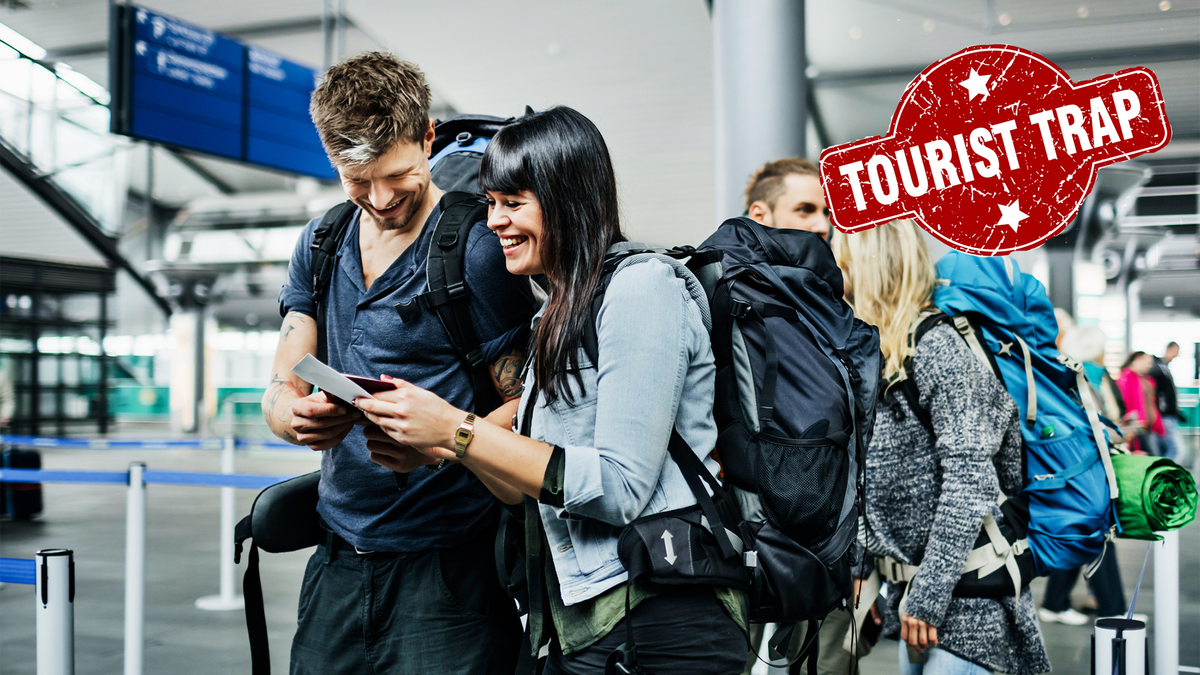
left=2, top=447, right=44, bottom=520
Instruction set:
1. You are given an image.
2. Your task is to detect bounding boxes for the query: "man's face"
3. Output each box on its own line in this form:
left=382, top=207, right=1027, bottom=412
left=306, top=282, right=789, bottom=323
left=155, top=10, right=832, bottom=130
left=1165, top=344, right=1179, bottom=363
left=750, top=174, right=830, bottom=240
left=336, top=123, right=435, bottom=233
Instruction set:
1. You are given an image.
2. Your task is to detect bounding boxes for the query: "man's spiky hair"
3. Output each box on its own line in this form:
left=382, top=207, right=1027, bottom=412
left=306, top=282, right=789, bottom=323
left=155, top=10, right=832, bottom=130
left=310, top=52, right=431, bottom=166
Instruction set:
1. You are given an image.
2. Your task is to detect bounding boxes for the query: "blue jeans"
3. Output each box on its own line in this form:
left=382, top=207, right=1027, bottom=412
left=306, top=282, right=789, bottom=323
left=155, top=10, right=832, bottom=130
left=899, top=641, right=991, bottom=675
left=1136, top=433, right=1160, bottom=456
left=1160, top=417, right=1183, bottom=462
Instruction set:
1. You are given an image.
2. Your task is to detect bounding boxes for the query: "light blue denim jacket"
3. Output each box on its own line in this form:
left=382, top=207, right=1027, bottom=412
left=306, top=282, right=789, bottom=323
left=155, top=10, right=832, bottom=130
left=517, top=244, right=721, bottom=606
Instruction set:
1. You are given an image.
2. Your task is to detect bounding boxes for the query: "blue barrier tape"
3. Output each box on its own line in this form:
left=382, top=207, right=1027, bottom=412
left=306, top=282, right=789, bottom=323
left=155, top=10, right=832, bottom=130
left=1, top=435, right=224, bottom=450
left=0, top=468, right=127, bottom=484
left=2, top=434, right=305, bottom=452
left=0, top=558, right=36, bottom=585
left=0, top=468, right=294, bottom=489
left=143, top=470, right=293, bottom=490
left=235, top=438, right=303, bottom=450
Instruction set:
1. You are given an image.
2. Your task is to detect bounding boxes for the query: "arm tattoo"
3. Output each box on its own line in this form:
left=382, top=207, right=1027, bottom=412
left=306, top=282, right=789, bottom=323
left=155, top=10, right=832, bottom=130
left=491, top=345, right=526, bottom=400
left=264, top=374, right=305, bottom=423
left=280, top=314, right=308, bottom=341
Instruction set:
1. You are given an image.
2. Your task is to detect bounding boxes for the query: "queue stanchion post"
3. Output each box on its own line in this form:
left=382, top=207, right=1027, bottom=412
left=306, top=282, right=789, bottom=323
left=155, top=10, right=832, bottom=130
left=124, top=462, right=145, bottom=675
left=35, top=548, right=75, bottom=675
left=195, top=430, right=244, bottom=611
left=1153, top=530, right=1178, bottom=675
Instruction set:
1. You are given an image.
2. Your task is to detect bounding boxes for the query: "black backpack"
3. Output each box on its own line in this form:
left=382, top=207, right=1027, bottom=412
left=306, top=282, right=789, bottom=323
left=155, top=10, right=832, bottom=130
left=583, top=218, right=882, bottom=674
left=239, top=114, right=514, bottom=675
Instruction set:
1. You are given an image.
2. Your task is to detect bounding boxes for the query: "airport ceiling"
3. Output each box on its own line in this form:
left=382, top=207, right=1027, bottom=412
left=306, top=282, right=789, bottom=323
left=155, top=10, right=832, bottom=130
left=1, top=0, right=1197, bottom=243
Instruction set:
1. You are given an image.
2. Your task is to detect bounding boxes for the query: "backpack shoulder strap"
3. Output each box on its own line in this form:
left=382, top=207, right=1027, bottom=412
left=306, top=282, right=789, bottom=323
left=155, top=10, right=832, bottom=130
left=239, top=539, right=270, bottom=675
left=580, top=247, right=714, bottom=368
left=393, top=192, right=495, bottom=412
left=307, top=201, right=358, bottom=363
left=891, top=310, right=950, bottom=436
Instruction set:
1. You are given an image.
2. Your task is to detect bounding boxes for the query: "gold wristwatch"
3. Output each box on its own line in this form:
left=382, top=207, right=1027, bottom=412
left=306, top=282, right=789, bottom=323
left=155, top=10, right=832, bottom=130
left=453, top=413, right=477, bottom=459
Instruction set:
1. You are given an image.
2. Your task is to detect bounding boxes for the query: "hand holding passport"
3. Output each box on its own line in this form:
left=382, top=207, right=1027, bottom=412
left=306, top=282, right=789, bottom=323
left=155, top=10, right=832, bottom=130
left=291, top=354, right=397, bottom=408
left=291, top=354, right=411, bottom=490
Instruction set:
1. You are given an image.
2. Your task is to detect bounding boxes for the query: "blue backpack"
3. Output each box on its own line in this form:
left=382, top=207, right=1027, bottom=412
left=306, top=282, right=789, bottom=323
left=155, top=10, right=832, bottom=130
left=929, top=252, right=1121, bottom=583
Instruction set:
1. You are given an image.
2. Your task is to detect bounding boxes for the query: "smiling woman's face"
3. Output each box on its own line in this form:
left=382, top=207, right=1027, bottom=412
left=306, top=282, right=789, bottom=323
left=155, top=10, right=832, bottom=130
left=486, top=190, right=546, bottom=276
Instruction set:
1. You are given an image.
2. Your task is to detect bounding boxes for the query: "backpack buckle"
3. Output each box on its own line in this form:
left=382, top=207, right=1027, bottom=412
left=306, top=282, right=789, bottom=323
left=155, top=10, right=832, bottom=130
left=464, top=348, right=485, bottom=369
left=446, top=281, right=466, bottom=300
left=729, top=300, right=751, bottom=319
left=455, top=131, right=473, bottom=146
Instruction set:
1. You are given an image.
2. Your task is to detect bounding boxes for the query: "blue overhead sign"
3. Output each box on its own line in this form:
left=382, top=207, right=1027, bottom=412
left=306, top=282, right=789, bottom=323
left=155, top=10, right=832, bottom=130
left=110, top=5, right=336, bottom=180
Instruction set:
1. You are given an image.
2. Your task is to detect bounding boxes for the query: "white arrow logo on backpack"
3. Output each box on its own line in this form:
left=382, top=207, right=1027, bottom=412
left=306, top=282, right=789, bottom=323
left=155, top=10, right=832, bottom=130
left=662, top=530, right=677, bottom=565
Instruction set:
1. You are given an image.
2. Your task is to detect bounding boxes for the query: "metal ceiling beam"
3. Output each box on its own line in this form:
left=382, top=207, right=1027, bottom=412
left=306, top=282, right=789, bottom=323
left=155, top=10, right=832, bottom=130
left=44, top=15, right=356, bottom=60
left=0, top=139, right=172, bottom=316
left=164, top=150, right=237, bottom=195
left=805, top=80, right=831, bottom=151
left=812, top=42, right=1200, bottom=88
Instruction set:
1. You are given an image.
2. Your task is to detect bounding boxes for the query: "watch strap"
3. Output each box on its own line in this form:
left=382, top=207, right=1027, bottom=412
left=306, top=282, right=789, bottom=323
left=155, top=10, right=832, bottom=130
left=454, top=413, right=477, bottom=459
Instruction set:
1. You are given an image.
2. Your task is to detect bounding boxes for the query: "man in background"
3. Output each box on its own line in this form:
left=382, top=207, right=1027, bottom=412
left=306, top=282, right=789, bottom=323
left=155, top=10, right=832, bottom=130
left=741, top=158, right=879, bottom=675
left=744, top=157, right=830, bottom=240
left=0, top=367, right=12, bottom=429
left=1150, top=342, right=1184, bottom=462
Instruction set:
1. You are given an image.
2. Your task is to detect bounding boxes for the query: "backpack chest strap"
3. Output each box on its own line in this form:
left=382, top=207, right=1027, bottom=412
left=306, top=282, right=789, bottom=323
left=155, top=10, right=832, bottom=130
left=960, top=514, right=1029, bottom=595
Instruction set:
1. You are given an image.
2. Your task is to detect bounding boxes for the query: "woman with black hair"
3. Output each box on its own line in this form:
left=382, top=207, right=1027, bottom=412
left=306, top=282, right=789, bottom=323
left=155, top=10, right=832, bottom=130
left=357, top=106, right=747, bottom=674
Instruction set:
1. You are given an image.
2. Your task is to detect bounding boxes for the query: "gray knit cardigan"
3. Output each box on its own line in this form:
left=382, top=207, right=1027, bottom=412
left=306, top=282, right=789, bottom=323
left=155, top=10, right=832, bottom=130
left=864, top=323, right=1051, bottom=675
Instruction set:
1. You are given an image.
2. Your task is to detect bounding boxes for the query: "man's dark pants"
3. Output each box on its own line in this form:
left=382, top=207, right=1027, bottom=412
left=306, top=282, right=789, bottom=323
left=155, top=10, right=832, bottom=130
left=1041, top=552, right=1127, bottom=617
left=290, top=529, right=522, bottom=674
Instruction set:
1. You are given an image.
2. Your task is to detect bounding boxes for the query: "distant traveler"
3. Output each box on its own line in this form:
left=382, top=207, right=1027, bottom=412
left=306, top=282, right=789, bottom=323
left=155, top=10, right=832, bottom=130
left=262, top=52, right=534, bottom=675
left=834, top=220, right=1050, bottom=675
left=357, top=106, right=747, bottom=675
left=1150, top=342, right=1184, bottom=462
left=744, top=158, right=830, bottom=240
left=1062, top=327, right=1128, bottom=435
left=1117, top=351, right=1163, bottom=456
left=1038, top=326, right=1138, bottom=625
left=0, top=368, right=12, bottom=429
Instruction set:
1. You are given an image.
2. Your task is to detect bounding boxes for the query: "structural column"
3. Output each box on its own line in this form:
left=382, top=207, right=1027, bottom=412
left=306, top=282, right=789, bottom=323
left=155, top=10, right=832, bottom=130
left=712, top=0, right=807, bottom=223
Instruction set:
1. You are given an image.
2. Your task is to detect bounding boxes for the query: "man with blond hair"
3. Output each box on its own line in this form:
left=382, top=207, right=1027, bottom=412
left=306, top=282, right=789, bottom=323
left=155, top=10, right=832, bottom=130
left=744, top=157, right=830, bottom=240
left=263, top=52, right=532, bottom=674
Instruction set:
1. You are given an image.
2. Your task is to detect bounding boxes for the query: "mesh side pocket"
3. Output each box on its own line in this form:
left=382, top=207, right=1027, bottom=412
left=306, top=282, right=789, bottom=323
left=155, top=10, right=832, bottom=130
left=755, top=437, right=848, bottom=548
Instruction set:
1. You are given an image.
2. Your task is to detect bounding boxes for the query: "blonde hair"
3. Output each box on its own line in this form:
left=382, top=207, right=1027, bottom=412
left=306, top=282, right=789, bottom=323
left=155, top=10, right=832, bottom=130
left=833, top=220, right=936, bottom=380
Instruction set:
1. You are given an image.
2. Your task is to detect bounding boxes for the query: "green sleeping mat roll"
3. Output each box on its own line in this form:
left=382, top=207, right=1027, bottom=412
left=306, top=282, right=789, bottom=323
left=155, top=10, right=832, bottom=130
left=1112, top=453, right=1198, bottom=541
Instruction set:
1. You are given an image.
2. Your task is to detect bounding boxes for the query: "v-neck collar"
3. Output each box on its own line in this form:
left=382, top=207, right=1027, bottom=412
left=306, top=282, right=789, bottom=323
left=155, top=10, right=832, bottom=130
left=337, top=205, right=442, bottom=303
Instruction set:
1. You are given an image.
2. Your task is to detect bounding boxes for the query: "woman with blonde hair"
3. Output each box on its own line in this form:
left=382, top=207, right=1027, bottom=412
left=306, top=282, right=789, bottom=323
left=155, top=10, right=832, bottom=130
left=833, top=220, right=1049, bottom=675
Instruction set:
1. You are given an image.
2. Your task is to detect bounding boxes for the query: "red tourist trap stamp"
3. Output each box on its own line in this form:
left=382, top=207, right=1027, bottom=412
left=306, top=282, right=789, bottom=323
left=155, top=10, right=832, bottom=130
left=819, top=44, right=1172, bottom=255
